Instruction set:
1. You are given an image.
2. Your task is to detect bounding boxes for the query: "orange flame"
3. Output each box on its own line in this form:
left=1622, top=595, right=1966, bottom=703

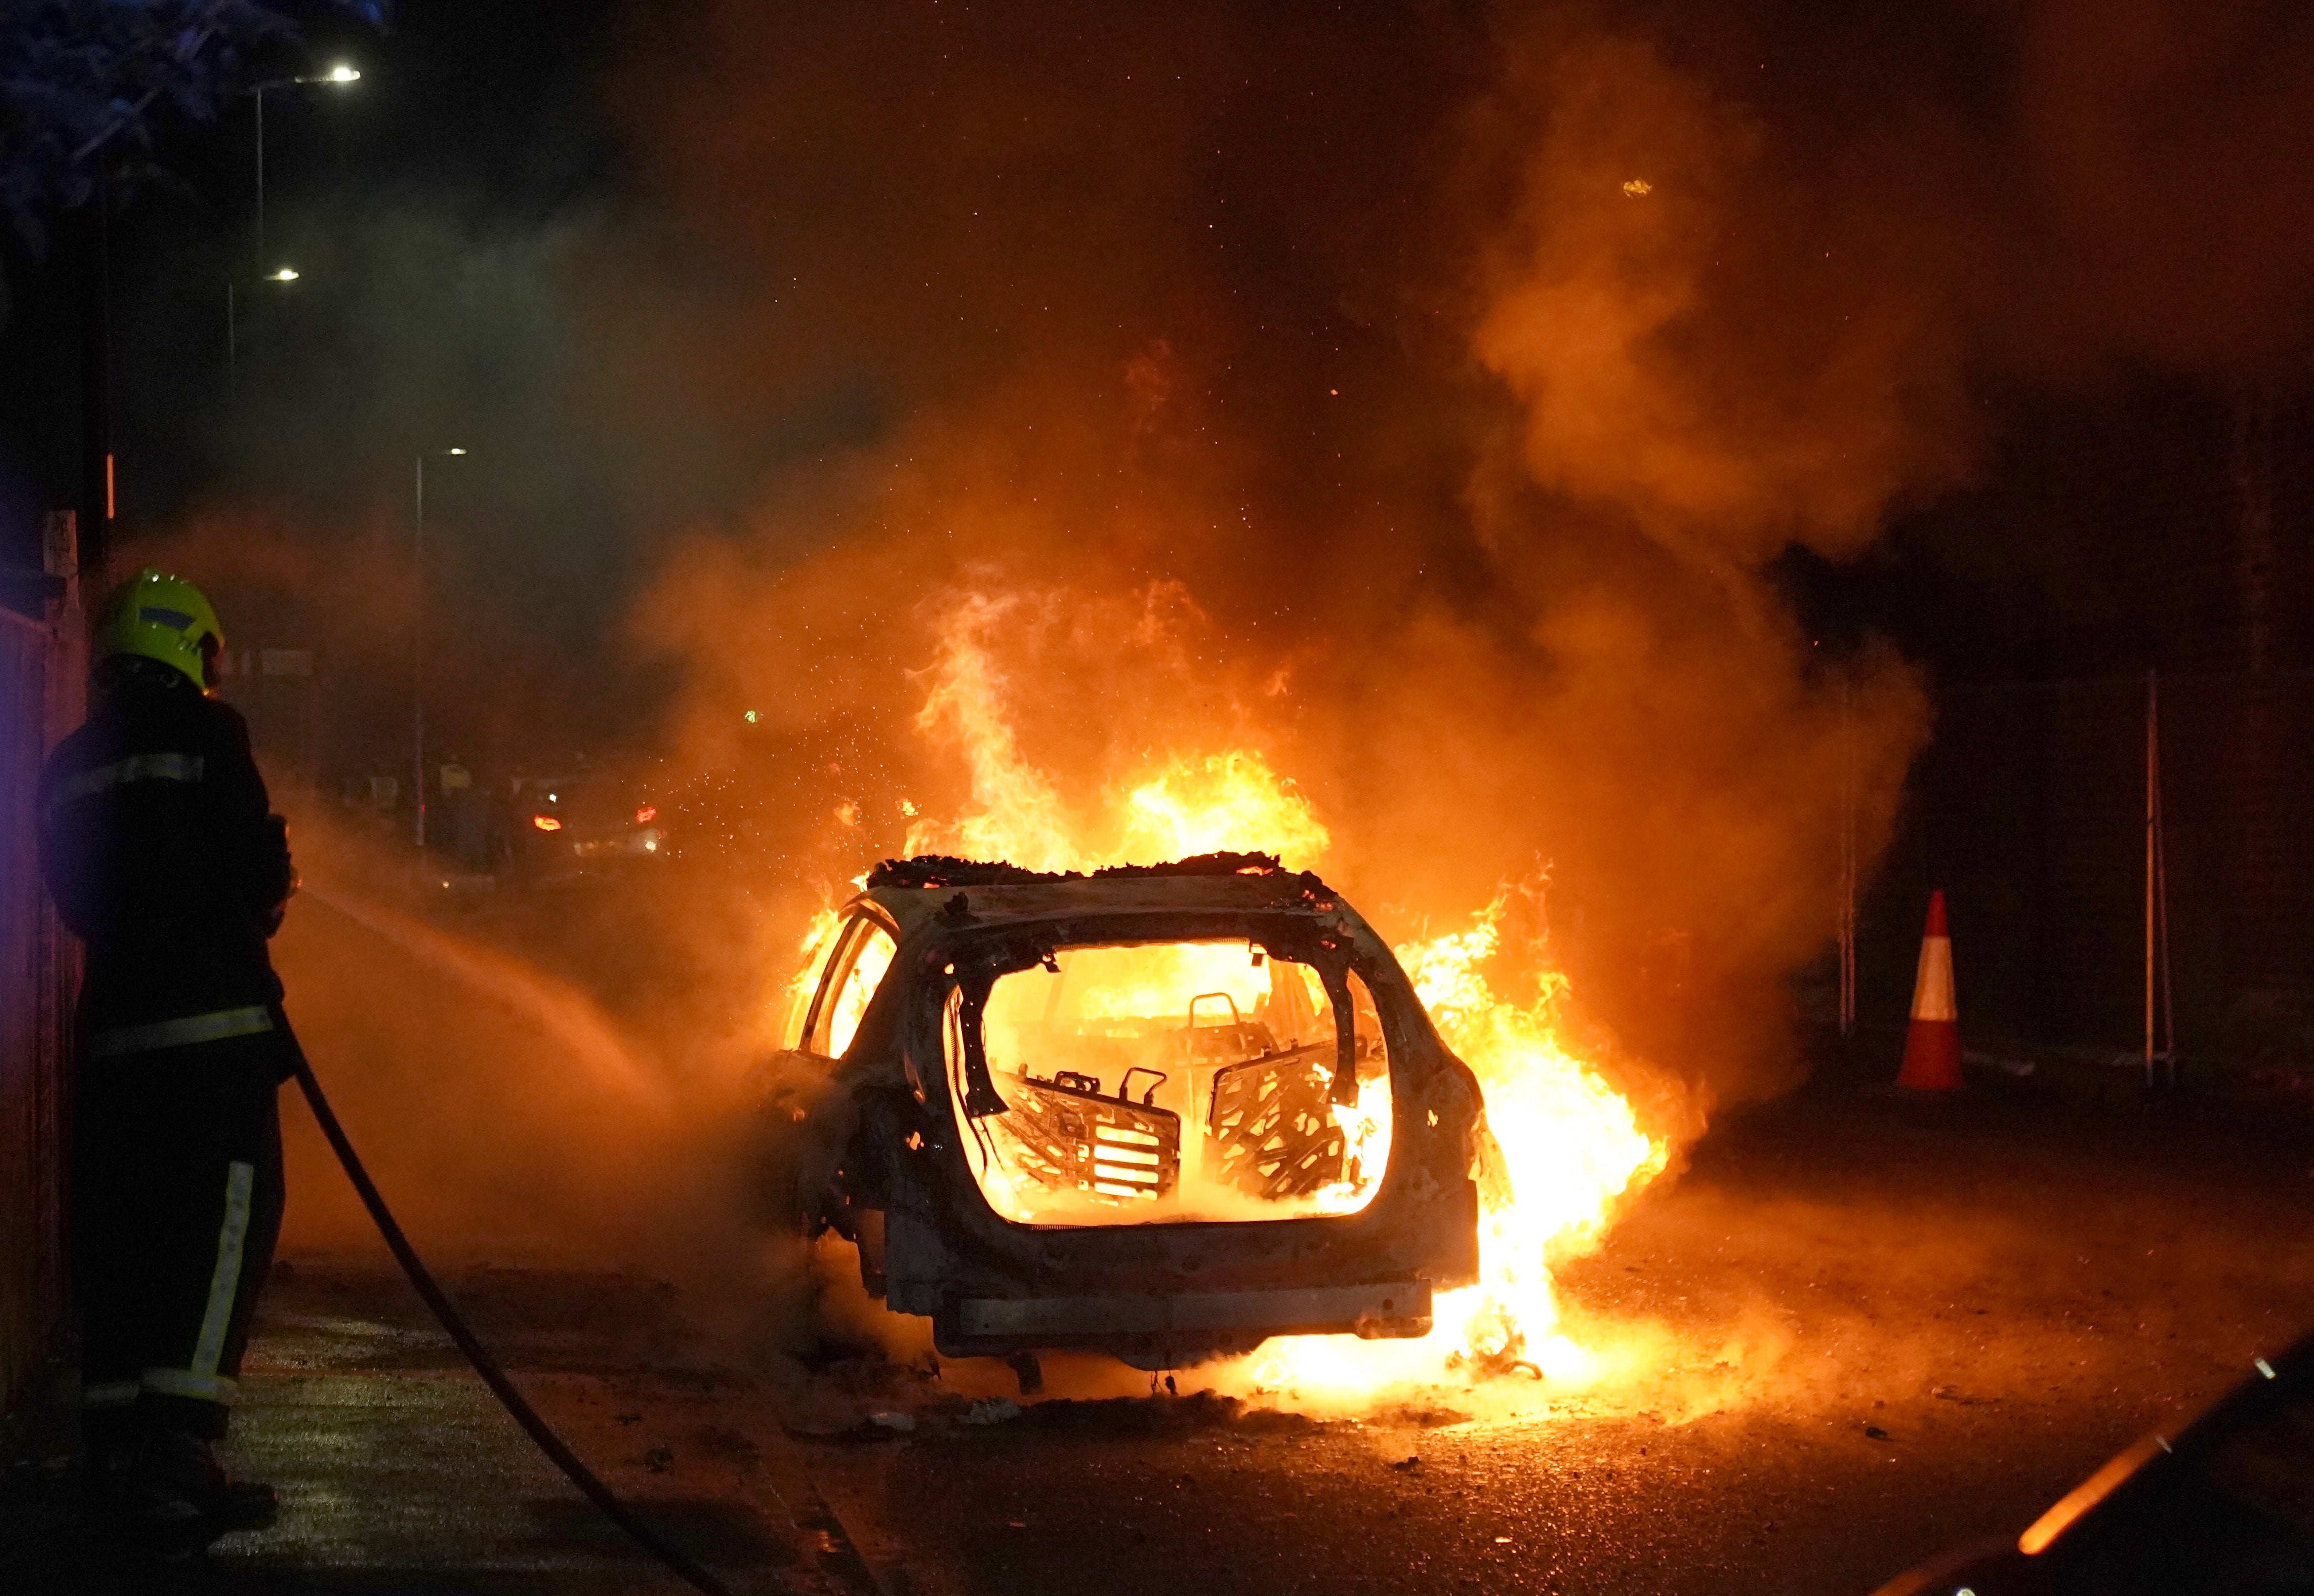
left=786, top=593, right=1671, bottom=1398
left=1396, top=900, right=1667, bottom=1382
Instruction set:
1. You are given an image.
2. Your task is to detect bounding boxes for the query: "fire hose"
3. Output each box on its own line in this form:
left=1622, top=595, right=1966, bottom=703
left=289, top=1055, right=737, bottom=1596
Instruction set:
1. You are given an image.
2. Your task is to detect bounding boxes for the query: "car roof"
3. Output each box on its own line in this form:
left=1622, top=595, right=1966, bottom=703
left=850, top=853, right=1360, bottom=941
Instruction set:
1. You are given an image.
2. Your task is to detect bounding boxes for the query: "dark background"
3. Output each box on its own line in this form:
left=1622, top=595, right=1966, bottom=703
left=5, top=0, right=2312, bottom=1058
left=1821, top=386, right=2314, bottom=1059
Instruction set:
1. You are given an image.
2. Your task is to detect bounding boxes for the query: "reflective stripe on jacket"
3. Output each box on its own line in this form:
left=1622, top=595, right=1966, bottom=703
left=85, top=1006, right=276, bottom=1061
left=43, top=751, right=207, bottom=814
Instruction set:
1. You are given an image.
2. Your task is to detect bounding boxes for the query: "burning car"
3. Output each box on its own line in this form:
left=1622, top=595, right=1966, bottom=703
left=753, top=852, right=1487, bottom=1370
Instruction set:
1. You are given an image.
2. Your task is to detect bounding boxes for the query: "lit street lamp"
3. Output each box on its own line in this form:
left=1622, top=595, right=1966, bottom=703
left=250, top=64, right=362, bottom=268
left=414, top=448, right=470, bottom=851
left=226, top=266, right=302, bottom=399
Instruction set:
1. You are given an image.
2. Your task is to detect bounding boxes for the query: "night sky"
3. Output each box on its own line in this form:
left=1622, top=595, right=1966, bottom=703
left=4, top=0, right=2311, bottom=774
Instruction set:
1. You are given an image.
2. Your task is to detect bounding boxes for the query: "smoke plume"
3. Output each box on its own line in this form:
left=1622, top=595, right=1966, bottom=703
left=123, top=0, right=2314, bottom=1275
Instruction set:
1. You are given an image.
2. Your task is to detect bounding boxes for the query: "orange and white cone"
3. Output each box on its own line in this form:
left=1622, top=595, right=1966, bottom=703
left=1896, top=890, right=1963, bottom=1092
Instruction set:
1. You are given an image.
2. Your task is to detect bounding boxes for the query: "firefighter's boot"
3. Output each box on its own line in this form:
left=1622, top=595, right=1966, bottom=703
left=116, top=1428, right=279, bottom=1554
left=78, top=1403, right=142, bottom=1509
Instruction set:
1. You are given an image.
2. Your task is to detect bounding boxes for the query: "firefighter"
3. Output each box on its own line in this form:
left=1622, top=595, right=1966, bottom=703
left=37, top=569, right=298, bottom=1551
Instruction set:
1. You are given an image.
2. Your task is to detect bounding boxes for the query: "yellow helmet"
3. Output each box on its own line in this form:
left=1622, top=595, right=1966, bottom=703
left=94, top=568, right=224, bottom=693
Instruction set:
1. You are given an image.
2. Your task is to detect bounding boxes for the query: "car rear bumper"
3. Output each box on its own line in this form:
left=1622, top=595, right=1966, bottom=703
left=933, top=1277, right=1433, bottom=1360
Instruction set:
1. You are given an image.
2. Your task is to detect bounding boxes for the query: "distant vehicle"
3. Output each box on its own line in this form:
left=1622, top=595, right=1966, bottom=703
left=504, top=769, right=670, bottom=880
left=749, top=852, right=1486, bottom=1371
left=1873, top=1325, right=2314, bottom=1595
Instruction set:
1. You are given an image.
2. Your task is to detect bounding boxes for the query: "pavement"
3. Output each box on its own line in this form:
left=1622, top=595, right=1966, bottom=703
left=2, top=1258, right=879, bottom=1595
left=8, top=1060, right=2314, bottom=1596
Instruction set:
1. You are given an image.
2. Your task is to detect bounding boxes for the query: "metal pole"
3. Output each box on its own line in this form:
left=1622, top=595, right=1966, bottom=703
left=413, top=454, right=425, bottom=852
left=255, top=87, right=266, bottom=267
left=2145, top=670, right=2156, bottom=1088
left=1839, top=678, right=1857, bottom=1040
left=2155, top=681, right=2178, bottom=1084
left=80, top=166, right=113, bottom=573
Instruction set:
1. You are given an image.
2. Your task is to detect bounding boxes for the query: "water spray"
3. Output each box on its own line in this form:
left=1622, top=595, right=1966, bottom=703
left=288, top=1051, right=736, bottom=1596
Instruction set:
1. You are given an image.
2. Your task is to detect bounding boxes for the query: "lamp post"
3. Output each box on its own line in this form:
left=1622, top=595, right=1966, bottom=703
left=413, top=448, right=469, bottom=851
left=252, top=64, right=360, bottom=268
left=226, top=266, right=301, bottom=401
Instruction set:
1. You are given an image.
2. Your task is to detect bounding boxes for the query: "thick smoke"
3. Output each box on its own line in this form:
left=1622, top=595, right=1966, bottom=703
left=126, top=0, right=2314, bottom=1274
left=603, top=1, right=2313, bottom=1107
left=594, top=0, right=1964, bottom=1110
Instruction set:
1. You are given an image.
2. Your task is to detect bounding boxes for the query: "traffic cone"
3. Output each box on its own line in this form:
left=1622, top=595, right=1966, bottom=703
left=1896, top=890, right=1963, bottom=1092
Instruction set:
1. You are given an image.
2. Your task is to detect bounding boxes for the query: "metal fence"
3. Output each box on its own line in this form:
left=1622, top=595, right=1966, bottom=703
left=0, top=593, right=78, bottom=1432
left=1864, top=670, right=2314, bottom=1059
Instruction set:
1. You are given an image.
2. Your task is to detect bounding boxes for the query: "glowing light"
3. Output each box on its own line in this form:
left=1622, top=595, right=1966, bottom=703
left=1622, top=178, right=1652, bottom=196
left=327, top=64, right=361, bottom=83
left=744, top=710, right=760, bottom=724
left=635, top=805, right=657, bottom=824
left=531, top=815, right=561, bottom=832
left=267, top=267, right=300, bottom=282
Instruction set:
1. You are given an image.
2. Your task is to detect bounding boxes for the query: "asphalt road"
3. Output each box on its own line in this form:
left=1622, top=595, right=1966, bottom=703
left=12, top=875, right=2314, bottom=1594
left=787, top=1075, right=2314, bottom=1596
left=16, top=1067, right=2308, bottom=1596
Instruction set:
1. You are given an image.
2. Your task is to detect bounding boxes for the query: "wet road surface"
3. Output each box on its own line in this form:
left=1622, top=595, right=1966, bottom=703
left=13, top=1059, right=2313, bottom=1596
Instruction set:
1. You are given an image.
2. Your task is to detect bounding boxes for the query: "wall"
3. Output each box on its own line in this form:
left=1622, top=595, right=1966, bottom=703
left=0, top=586, right=80, bottom=1435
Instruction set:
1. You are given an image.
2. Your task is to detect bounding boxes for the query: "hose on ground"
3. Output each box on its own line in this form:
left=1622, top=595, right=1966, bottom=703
left=289, top=1057, right=737, bottom=1596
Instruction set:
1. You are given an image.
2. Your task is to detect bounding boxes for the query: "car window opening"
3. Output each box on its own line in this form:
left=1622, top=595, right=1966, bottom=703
left=943, top=941, right=1394, bottom=1227
left=797, top=913, right=899, bottom=1058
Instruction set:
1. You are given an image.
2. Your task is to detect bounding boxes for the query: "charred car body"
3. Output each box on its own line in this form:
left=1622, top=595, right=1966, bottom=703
left=756, top=853, right=1486, bottom=1369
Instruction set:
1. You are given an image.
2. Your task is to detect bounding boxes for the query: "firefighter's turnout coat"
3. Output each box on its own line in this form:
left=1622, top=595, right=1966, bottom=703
left=39, top=672, right=297, bottom=1438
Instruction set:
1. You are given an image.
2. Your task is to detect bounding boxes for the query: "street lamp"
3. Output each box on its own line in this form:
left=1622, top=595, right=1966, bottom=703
left=413, top=448, right=470, bottom=851
left=225, top=267, right=302, bottom=399
left=251, top=65, right=362, bottom=268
